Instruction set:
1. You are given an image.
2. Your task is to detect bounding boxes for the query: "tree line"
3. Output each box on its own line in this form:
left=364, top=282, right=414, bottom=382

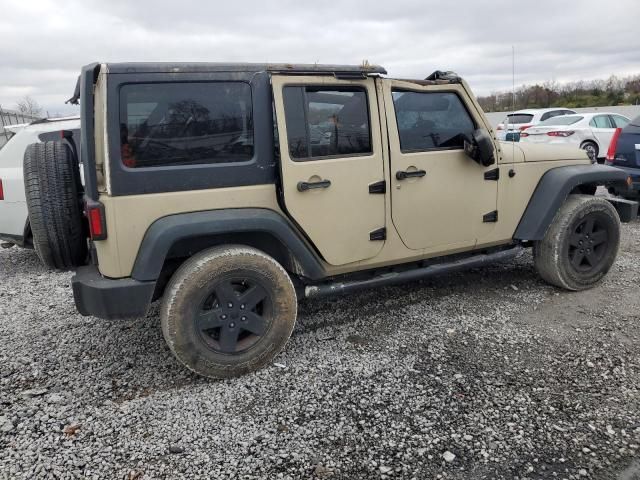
left=477, top=74, right=640, bottom=112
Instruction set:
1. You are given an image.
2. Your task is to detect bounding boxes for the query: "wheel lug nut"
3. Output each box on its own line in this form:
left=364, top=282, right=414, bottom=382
left=241, top=316, right=247, bottom=321
left=221, top=314, right=227, bottom=319
left=240, top=304, right=245, bottom=310
left=228, top=302, right=233, bottom=308
left=229, top=322, right=235, bottom=328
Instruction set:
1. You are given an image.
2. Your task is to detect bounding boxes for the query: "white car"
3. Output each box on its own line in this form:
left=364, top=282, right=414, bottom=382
left=519, top=112, right=630, bottom=161
left=0, top=117, right=80, bottom=247
left=496, top=108, right=576, bottom=141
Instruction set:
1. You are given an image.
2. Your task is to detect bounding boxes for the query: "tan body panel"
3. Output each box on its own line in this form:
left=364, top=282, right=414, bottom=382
left=382, top=80, right=499, bottom=250
left=93, top=72, right=591, bottom=281
left=271, top=75, right=386, bottom=266
left=94, top=185, right=282, bottom=278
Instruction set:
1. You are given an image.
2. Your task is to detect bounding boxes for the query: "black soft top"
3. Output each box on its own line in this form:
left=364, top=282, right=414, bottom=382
left=104, top=62, right=387, bottom=76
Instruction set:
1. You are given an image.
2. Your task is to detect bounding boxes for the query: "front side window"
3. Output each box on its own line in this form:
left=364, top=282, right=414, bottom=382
left=590, top=115, right=613, bottom=129
left=282, top=86, right=371, bottom=160
left=119, top=82, right=253, bottom=168
left=392, top=91, right=475, bottom=152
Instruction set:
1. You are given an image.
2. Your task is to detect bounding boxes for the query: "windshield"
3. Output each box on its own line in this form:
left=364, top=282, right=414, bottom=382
left=0, top=131, right=15, bottom=151
left=506, top=113, right=533, bottom=124
left=538, top=115, right=583, bottom=126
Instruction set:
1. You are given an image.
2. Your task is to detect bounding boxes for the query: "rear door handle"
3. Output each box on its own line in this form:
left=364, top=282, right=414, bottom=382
left=396, top=169, right=426, bottom=180
left=297, top=179, right=331, bottom=192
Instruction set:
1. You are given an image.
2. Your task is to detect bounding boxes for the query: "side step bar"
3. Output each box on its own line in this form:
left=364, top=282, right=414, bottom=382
left=304, top=246, right=523, bottom=299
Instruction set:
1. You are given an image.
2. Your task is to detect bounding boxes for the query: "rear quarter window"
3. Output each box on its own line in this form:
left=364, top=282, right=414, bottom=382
left=119, top=82, right=254, bottom=168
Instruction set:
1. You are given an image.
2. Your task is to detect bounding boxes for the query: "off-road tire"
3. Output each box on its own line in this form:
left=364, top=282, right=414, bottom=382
left=23, top=141, right=86, bottom=269
left=161, top=245, right=297, bottom=378
left=533, top=195, right=620, bottom=291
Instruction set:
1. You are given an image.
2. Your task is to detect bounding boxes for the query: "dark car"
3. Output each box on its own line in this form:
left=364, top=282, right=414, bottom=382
left=606, top=115, right=640, bottom=199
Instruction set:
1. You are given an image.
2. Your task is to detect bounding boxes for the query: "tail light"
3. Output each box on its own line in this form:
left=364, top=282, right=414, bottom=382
left=0, top=179, right=3, bottom=200
left=547, top=131, right=575, bottom=137
left=606, top=128, right=622, bottom=163
left=85, top=200, right=107, bottom=240
left=520, top=132, right=529, bottom=137
left=519, top=125, right=531, bottom=131
left=496, top=124, right=504, bottom=130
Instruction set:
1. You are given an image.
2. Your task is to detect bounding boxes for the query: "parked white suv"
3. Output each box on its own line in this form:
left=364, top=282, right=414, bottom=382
left=496, top=108, right=576, bottom=141
left=0, top=117, right=80, bottom=247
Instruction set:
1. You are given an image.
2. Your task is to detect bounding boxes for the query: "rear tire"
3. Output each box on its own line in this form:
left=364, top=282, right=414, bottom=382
left=533, top=195, right=620, bottom=291
left=161, top=245, right=298, bottom=378
left=23, top=141, right=86, bottom=269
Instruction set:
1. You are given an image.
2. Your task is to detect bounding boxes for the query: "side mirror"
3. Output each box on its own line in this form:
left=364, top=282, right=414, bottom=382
left=464, top=129, right=495, bottom=167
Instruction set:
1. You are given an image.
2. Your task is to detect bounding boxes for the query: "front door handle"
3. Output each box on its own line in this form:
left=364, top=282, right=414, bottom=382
left=297, top=179, right=331, bottom=192
left=396, top=169, right=426, bottom=180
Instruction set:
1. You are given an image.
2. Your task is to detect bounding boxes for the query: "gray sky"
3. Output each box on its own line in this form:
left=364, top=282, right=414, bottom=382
left=1, top=0, right=638, bottom=116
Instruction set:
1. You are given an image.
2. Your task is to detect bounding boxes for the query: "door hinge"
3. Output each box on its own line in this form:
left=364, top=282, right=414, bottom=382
left=483, top=210, right=498, bottom=223
left=368, top=180, right=386, bottom=194
left=484, top=168, right=500, bottom=180
left=369, top=227, right=386, bottom=241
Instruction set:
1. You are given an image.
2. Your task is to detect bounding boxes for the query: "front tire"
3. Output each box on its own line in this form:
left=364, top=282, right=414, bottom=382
left=161, top=245, right=297, bottom=378
left=533, top=195, right=620, bottom=291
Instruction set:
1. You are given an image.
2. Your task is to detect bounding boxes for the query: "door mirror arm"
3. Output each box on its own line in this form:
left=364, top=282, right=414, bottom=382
left=464, top=129, right=495, bottom=167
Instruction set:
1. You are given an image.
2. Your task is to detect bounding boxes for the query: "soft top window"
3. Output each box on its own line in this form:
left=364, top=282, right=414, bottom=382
left=119, top=82, right=254, bottom=168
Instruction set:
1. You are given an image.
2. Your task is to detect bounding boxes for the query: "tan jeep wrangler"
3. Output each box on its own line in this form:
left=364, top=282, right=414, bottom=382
left=23, top=62, right=633, bottom=378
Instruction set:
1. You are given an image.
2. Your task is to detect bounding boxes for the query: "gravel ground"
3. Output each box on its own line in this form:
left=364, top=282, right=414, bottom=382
left=1, top=220, right=639, bottom=480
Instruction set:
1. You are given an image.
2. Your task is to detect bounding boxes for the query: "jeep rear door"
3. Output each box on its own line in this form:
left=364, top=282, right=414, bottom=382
left=383, top=79, right=498, bottom=251
left=272, top=75, right=386, bottom=266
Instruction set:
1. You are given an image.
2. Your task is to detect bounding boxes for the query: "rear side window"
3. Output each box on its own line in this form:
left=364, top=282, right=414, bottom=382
left=392, top=91, right=475, bottom=152
left=590, top=115, right=613, bottom=128
left=282, top=86, right=372, bottom=160
left=119, top=82, right=253, bottom=168
left=506, top=113, right=533, bottom=124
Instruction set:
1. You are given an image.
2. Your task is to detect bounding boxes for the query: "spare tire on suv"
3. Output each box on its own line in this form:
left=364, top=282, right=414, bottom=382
left=23, top=141, right=87, bottom=269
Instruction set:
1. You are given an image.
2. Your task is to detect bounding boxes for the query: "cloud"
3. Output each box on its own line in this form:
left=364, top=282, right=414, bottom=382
left=0, top=0, right=638, bottom=115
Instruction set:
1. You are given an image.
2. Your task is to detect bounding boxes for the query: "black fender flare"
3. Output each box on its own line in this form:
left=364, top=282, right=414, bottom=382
left=513, top=164, right=630, bottom=241
left=131, top=208, right=326, bottom=282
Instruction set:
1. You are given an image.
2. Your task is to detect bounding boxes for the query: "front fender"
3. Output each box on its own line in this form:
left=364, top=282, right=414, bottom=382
left=513, top=164, right=630, bottom=241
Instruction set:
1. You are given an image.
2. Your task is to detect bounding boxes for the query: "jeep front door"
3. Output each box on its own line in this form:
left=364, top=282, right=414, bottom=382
left=383, top=80, right=498, bottom=251
left=272, top=75, right=386, bottom=266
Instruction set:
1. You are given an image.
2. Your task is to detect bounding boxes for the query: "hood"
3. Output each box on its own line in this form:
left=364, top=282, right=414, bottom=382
left=513, top=142, right=590, bottom=163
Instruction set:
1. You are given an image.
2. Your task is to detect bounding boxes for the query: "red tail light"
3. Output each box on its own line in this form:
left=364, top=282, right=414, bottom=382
left=85, top=201, right=107, bottom=240
left=496, top=125, right=504, bottom=130
left=0, top=179, right=3, bottom=201
left=519, top=125, right=531, bottom=131
left=547, top=131, right=575, bottom=137
left=606, top=127, right=622, bottom=163
left=520, top=132, right=529, bottom=137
